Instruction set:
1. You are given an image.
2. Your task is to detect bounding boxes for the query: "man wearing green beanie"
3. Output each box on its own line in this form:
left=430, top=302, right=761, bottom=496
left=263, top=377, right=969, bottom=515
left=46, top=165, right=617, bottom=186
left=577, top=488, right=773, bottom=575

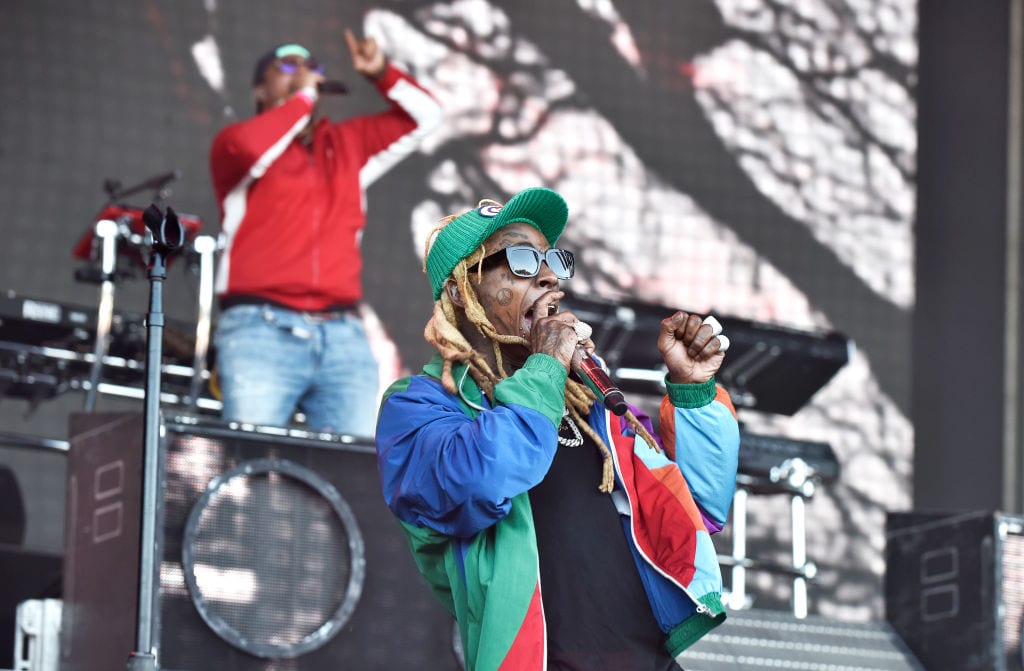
left=375, top=186, right=740, bottom=670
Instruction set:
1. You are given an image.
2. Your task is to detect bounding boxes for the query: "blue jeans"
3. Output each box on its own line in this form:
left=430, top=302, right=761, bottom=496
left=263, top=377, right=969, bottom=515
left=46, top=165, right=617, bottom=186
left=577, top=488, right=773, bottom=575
left=213, top=304, right=379, bottom=437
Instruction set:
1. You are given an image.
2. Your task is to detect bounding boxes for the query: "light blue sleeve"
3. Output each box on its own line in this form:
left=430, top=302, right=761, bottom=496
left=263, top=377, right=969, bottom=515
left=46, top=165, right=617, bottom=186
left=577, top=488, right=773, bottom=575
left=665, top=378, right=740, bottom=527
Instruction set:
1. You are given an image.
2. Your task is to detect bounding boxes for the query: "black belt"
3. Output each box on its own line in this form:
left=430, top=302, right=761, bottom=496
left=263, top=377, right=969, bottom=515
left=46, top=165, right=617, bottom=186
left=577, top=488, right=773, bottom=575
left=220, top=295, right=359, bottom=319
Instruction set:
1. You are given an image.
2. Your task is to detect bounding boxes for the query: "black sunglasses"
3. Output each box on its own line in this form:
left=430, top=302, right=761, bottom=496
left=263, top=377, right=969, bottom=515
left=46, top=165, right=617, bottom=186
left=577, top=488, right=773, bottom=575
left=479, top=246, right=575, bottom=280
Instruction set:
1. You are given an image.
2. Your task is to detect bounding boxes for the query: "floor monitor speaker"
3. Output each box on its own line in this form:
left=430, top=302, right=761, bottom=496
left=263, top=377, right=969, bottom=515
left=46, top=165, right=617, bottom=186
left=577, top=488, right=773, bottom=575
left=886, top=510, right=1024, bottom=671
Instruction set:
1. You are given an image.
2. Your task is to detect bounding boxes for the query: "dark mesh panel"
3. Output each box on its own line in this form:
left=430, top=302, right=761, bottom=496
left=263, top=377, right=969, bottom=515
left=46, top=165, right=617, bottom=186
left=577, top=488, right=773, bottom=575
left=188, top=471, right=353, bottom=651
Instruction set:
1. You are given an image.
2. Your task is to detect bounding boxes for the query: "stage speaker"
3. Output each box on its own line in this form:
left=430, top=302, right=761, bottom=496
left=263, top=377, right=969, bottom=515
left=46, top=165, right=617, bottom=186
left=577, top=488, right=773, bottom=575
left=886, top=510, right=1024, bottom=671
left=61, top=412, right=458, bottom=671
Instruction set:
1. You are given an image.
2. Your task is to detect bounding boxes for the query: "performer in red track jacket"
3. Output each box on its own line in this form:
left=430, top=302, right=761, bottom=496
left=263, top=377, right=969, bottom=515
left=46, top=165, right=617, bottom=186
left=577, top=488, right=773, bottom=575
left=209, top=30, right=442, bottom=436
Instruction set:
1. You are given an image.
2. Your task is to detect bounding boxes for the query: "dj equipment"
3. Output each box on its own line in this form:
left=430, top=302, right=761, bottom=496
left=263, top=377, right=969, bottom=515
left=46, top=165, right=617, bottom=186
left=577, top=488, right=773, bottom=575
left=886, top=511, right=1024, bottom=671
left=61, top=413, right=458, bottom=671
left=1, top=175, right=218, bottom=411
left=738, top=430, right=840, bottom=486
left=69, top=172, right=200, bottom=268
left=0, top=290, right=212, bottom=408
left=71, top=205, right=203, bottom=273
left=562, top=292, right=851, bottom=415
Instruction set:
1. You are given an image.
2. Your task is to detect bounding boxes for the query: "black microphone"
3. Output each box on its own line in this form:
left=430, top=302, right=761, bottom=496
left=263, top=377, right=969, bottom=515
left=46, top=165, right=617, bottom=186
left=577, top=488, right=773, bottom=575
left=317, top=80, right=349, bottom=95
left=571, top=322, right=628, bottom=416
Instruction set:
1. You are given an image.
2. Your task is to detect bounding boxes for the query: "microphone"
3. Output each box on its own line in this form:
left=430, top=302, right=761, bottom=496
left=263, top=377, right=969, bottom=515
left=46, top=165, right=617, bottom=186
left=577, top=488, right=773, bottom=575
left=571, top=321, right=628, bottom=416
left=317, top=80, right=349, bottom=95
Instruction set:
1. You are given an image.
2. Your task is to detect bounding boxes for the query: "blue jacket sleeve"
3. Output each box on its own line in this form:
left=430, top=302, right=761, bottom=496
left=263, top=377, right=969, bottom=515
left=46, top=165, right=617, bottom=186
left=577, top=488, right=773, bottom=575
left=661, top=377, right=740, bottom=528
left=376, top=355, right=567, bottom=538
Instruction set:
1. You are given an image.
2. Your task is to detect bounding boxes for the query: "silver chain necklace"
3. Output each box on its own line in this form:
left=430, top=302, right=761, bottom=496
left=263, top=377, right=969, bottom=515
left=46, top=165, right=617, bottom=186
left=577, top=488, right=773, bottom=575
left=558, top=408, right=584, bottom=447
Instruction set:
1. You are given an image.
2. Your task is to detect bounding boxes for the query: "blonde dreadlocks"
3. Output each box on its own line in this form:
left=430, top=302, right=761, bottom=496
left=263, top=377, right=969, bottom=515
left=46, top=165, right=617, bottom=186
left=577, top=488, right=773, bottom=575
left=422, top=205, right=660, bottom=493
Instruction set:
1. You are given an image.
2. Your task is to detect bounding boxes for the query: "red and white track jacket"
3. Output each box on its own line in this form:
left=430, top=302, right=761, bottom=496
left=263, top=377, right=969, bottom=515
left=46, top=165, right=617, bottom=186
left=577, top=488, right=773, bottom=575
left=209, top=64, right=442, bottom=311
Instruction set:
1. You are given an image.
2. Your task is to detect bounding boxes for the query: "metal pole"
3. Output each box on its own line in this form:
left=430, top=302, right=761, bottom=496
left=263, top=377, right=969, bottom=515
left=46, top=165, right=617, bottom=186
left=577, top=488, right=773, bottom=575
left=1003, top=0, right=1024, bottom=515
left=791, top=493, right=808, bottom=619
left=187, top=235, right=216, bottom=409
left=84, top=219, right=120, bottom=412
left=128, top=205, right=183, bottom=671
left=729, top=487, right=748, bottom=610
left=127, top=248, right=166, bottom=671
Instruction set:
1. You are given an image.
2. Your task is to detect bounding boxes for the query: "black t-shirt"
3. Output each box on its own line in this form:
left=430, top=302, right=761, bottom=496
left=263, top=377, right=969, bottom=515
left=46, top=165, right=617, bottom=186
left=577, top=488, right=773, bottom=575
left=529, top=413, right=681, bottom=671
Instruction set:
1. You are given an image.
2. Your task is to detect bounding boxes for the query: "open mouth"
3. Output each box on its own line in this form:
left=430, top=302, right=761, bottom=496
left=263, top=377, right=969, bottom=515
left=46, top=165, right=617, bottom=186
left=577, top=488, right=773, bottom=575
left=523, top=299, right=559, bottom=335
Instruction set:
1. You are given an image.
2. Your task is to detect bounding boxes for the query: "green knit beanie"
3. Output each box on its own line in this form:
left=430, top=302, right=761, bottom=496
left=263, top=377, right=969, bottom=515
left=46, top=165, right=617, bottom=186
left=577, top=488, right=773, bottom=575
left=425, top=187, right=569, bottom=299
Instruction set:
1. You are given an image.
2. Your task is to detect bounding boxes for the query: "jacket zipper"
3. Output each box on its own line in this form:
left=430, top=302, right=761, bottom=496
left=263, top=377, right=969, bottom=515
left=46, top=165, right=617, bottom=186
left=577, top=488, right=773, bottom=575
left=602, top=412, right=712, bottom=616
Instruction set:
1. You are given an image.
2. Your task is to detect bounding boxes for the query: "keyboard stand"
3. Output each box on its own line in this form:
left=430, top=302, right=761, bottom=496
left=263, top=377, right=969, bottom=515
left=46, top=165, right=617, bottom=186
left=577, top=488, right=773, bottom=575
left=721, top=459, right=822, bottom=618
left=83, top=218, right=121, bottom=412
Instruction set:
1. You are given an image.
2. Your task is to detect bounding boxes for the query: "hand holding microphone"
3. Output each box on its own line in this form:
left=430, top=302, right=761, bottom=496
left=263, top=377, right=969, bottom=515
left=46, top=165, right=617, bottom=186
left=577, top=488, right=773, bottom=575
left=572, top=311, right=731, bottom=413
left=297, top=72, right=347, bottom=96
left=571, top=321, right=628, bottom=416
left=316, top=80, right=349, bottom=95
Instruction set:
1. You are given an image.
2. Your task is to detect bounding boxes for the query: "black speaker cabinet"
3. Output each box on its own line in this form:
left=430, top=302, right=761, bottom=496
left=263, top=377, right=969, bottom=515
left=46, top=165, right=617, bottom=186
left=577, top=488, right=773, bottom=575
left=61, top=412, right=458, bottom=671
left=886, top=510, right=1024, bottom=671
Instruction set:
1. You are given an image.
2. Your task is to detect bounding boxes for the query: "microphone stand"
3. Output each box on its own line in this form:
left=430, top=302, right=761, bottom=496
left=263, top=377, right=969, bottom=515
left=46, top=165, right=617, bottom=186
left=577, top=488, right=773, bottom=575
left=127, top=205, right=183, bottom=671
left=104, top=169, right=181, bottom=204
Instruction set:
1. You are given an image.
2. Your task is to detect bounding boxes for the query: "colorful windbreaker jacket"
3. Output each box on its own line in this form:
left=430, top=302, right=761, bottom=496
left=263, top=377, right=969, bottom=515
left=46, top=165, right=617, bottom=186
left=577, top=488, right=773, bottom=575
left=375, top=353, right=740, bottom=670
left=209, top=63, right=442, bottom=311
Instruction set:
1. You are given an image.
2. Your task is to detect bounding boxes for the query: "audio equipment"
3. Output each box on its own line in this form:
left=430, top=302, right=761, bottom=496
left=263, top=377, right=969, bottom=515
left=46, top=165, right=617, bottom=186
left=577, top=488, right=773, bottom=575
left=0, top=291, right=211, bottom=407
left=886, top=510, right=1024, bottom=671
left=737, top=430, right=839, bottom=486
left=61, top=413, right=458, bottom=671
left=562, top=292, right=850, bottom=416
